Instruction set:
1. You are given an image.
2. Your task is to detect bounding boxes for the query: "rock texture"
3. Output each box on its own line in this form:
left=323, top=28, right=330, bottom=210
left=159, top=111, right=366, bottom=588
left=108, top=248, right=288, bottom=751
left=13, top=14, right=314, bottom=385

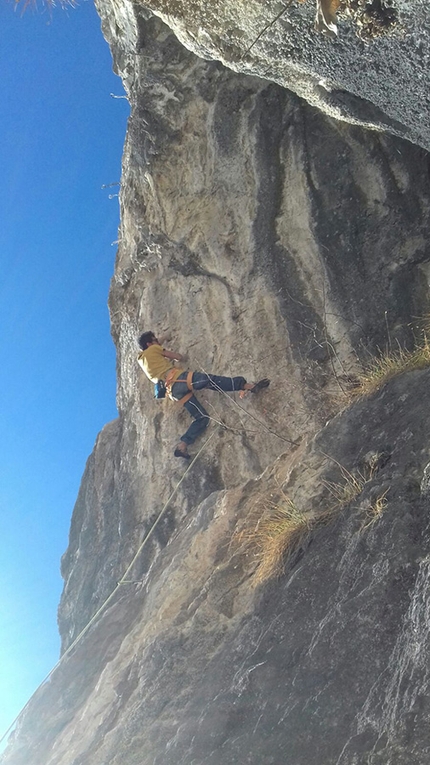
left=125, top=0, right=430, bottom=151
left=4, top=370, right=430, bottom=764
left=2, top=1, right=430, bottom=764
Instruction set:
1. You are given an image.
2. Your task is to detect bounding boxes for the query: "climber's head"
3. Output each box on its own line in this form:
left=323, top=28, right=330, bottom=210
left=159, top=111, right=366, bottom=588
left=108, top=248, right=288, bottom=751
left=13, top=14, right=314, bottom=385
left=138, top=331, right=158, bottom=351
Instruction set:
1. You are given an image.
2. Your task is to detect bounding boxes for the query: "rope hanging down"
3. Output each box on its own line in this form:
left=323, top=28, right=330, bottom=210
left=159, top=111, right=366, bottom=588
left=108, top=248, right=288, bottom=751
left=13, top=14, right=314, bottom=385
left=2, top=363, right=298, bottom=746
left=0, top=429, right=217, bottom=749
left=193, top=359, right=299, bottom=447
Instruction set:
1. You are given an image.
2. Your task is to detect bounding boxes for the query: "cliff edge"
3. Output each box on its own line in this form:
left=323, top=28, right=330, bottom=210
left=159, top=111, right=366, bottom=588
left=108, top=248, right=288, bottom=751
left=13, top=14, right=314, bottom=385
left=2, top=2, right=430, bottom=763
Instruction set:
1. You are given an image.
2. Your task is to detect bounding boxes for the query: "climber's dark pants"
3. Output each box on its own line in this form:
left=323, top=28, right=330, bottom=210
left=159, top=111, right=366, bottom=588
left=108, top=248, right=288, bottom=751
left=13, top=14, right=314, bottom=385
left=171, top=372, right=246, bottom=446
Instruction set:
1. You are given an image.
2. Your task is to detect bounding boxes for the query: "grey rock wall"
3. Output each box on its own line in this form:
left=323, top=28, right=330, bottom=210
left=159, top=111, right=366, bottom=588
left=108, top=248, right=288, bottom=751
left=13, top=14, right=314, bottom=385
left=3, top=369, right=430, bottom=765
left=58, top=6, right=430, bottom=650
left=132, top=0, right=430, bottom=151
left=2, top=2, right=430, bottom=764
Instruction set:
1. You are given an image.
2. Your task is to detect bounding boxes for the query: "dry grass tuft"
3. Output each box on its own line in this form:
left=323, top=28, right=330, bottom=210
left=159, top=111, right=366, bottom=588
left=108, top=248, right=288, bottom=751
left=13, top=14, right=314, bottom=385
left=235, top=452, right=390, bottom=586
left=360, top=489, right=389, bottom=532
left=323, top=465, right=368, bottom=510
left=238, top=495, right=337, bottom=586
left=339, top=0, right=399, bottom=41
left=248, top=500, right=312, bottom=584
left=351, top=334, right=430, bottom=400
left=321, top=452, right=379, bottom=510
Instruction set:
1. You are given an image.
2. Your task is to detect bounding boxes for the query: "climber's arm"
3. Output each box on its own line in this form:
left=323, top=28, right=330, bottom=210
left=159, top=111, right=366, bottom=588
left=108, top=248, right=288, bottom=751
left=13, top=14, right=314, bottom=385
left=162, top=349, right=184, bottom=362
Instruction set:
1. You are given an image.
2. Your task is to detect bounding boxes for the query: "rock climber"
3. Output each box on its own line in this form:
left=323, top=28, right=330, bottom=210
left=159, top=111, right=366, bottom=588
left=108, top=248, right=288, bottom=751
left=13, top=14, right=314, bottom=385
left=137, top=331, right=270, bottom=460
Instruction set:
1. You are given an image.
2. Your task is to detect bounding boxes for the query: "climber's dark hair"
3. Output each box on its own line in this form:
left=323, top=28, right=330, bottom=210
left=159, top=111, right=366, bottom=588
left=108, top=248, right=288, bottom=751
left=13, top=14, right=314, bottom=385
left=138, top=331, right=157, bottom=351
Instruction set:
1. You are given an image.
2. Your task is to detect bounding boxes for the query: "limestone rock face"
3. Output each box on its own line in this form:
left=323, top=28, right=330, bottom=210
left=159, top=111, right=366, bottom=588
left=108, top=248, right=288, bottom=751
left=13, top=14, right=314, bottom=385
left=2, top=2, right=430, bottom=764
left=128, top=0, right=430, bottom=151
left=4, top=371, right=430, bottom=765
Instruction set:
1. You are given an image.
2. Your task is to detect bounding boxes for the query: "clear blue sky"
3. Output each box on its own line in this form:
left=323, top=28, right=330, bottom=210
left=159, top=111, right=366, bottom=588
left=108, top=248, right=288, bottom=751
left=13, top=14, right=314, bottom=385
left=0, top=0, right=129, bottom=743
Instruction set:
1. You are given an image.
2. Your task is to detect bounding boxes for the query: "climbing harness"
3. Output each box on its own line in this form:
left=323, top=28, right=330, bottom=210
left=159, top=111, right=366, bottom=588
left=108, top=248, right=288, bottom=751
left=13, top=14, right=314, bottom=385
left=165, top=368, right=194, bottom=407
left=163, top=362, right=296, bottom=446
left=2, top=358, right=297, bottom=747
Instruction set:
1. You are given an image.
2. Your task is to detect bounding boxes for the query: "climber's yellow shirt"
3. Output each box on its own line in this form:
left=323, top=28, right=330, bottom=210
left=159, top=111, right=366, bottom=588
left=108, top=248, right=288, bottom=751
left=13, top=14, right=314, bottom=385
left=138, top=344, right=181, bottom=383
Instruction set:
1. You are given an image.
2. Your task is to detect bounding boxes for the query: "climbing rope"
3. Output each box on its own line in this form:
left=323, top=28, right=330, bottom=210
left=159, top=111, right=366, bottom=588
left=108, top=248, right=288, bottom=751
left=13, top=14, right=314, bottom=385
left=0, top=429, right=217, bottom=749
left=2, top=359, right=299, bottom=746
left=192, top=360, right=299, bottom=446
left=242, top=0, right=293, bottom=57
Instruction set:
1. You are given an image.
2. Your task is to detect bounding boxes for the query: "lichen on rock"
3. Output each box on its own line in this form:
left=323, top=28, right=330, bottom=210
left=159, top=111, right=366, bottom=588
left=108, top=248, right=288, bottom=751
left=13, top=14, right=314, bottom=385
left=339, top=0, right=400, bottom=40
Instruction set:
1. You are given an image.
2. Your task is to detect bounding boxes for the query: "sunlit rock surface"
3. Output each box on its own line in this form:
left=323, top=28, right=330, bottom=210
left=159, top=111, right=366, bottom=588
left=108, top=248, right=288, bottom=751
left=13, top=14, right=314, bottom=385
left=126, top=0, right=430, bottom=151
left=2, top=2, right=430, bottom=764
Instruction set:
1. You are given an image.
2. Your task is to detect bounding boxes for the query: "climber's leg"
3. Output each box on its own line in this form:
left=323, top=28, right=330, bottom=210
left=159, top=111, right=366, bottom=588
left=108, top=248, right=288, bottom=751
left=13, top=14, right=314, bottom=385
left=191, top=372, right=247, bottom=392
left=174, top=396, right=210, bottom=459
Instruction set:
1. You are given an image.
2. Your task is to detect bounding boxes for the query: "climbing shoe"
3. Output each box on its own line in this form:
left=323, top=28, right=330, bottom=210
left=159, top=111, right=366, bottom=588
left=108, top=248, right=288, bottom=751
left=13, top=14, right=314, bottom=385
left=250, top=378, right=270, bottom=394
left=174, top=446, right=191, bottom=460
